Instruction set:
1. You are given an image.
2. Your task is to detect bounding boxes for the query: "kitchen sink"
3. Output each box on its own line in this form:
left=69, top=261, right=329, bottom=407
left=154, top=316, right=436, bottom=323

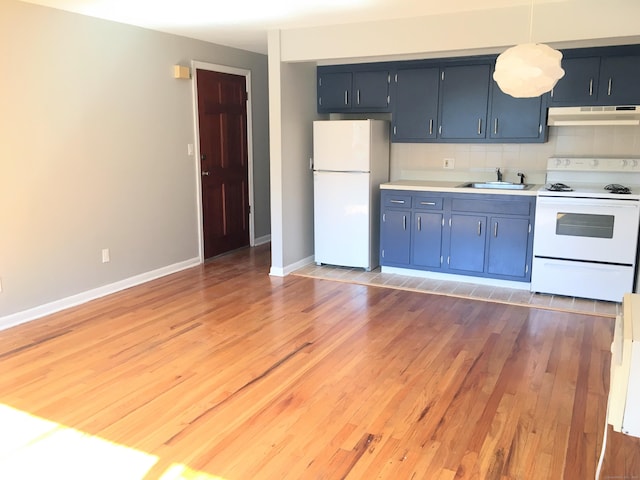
left=457, top=181, right=532, bottom=190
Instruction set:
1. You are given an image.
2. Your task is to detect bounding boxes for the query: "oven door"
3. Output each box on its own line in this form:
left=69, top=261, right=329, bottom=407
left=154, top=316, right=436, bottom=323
left=534, top=196, right=640, bottom=265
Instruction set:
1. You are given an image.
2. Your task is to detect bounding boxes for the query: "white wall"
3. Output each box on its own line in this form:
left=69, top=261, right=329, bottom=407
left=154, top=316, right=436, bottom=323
left=281, top=1, right=640, bottom=63
left=0, top=0, right=269, bottom=324
left=268, top=31, right=318, bottom=275
left=390, top=125, right=640, bottom=184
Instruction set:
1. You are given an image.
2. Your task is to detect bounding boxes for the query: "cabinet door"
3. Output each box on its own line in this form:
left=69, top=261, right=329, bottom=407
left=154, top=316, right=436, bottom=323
left=598, top=55, right=640, bottom=105
left=439, top=64, right=490, bottom=140
left=318, top=71, right=352, bottom=111
left=549, top=57, right=600, bottom=105
left=412, top=212, right=443, bottom=268
left=489, top=83, right=544, bottom=140
left=448, top=214, right=486, bottom=272
left=392, top=68, right=439, bottom=141
left=353, top=71, right=390, bottom=110
left=487, top=217, right=530, bottom=278
left=380, top=210, right=411, bottom=265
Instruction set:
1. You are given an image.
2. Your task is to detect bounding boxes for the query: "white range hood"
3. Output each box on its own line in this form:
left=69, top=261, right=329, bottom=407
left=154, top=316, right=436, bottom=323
left=547, top=105, right=640, bottom=126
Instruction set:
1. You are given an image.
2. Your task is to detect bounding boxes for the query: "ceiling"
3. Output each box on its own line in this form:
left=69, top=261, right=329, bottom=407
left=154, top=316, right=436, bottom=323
left=19, top=0, right=545, bottom=54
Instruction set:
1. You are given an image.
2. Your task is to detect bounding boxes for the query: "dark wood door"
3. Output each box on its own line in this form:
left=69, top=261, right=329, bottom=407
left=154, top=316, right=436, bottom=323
left=196, top=69, right=249, bottom=259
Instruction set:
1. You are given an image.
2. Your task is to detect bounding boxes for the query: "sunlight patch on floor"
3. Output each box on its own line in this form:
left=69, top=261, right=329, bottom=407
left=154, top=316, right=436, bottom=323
left=0, top=404, right=225, bottom=480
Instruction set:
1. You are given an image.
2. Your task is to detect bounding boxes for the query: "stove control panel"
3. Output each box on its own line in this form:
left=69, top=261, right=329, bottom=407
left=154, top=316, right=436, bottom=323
left=549, top=157, right=640, bottom=172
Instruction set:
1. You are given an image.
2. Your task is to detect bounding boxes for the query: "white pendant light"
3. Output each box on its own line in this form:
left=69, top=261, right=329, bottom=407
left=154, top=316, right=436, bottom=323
left=493, top=1, right=565, bottom=98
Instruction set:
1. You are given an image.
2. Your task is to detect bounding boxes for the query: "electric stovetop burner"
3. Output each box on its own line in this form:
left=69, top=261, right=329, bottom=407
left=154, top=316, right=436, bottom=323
left=605, top=184, right=631, bottom=194
left=545, top=182, right=573, bottom=192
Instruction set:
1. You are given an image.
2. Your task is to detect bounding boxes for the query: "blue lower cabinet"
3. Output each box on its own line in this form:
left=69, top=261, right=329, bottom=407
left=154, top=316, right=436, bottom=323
left=448, top=214, right=487, bottom=273
left=380, top=190, right=534, bottom=282
left=412, top=212, right=443, bottom=268
left=487, top=216, right=531, bottom=278
left=380, top=209, right=411, bottom=265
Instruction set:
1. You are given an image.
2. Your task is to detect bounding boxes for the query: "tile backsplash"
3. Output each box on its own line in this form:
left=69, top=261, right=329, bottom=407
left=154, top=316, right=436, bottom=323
left=390, top=125, right=640, bottom=184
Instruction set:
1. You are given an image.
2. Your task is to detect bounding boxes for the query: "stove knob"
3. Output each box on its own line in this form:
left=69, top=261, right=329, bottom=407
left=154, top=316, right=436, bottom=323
left=632, top=159, right=639, bottom=168
left=590, top=159, right=599, bottom=167
left=554, top=158, right=563, bottom=167
left=564, top=158, right=571, bottom=167
left=621, top=159, right=629, bottom=167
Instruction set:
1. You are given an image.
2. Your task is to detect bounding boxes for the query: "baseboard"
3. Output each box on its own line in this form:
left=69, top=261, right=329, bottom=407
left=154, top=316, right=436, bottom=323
left=381, top=266, right=531, bottom=290
left=254, top=234, right=271, bottom=246
left=269, top=255, right=315, bottom=277
left=0, top=257, right=201, bottom=332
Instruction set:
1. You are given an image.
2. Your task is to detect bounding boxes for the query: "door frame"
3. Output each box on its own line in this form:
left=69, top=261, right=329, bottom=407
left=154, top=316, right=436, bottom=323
left=191, top=60, right=255, bottom=263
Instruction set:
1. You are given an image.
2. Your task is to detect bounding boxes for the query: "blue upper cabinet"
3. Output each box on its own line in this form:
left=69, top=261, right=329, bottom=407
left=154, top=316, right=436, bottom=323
left=549, top=50, right=640, bottom=106
left=353, top=71, right=391, bottom=110
left=489, top=76, right=547, bottom=142
left=317, top=71, right=352, bottom=112
left=549, top=57, right=600, bottom=105
left=317, top=66, right=390, bottom=113
left=598, top=55, right=640, bottom=105
left=438, top=64, right=491, bottom=141
left=392, top=68, right=440, bottom=142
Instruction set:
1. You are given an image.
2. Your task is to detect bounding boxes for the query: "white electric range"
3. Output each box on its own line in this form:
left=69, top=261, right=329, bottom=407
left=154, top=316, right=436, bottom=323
left=531, top=157, right=640, bottom=302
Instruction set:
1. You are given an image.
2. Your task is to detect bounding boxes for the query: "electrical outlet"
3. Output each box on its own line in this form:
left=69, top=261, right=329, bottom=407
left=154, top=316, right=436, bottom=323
left=101, top=248, right=110, bottom=263
left=187, top=144, right=194, bottom=156
left=443, top=158, right=455, bottom=169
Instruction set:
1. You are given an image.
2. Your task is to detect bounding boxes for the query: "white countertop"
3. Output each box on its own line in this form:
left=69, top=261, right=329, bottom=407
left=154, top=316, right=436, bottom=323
left=381, top=180, right=543, bottom=196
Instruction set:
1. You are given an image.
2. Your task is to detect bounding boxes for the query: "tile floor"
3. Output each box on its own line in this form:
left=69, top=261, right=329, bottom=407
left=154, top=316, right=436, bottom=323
left=292, top=263, right=620, bottom=318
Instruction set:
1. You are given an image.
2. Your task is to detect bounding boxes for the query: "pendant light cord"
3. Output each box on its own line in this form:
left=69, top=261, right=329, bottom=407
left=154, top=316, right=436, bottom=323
left=529, top=0, right=534, bottom=43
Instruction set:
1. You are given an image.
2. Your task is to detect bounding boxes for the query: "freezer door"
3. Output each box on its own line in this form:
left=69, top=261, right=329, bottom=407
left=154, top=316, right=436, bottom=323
left=313, top=120, right=371, bottom=172
left=314, top=171, right=373, bottom=269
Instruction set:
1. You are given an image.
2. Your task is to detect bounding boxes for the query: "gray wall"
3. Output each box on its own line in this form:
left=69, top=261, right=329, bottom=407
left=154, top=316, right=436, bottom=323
left=0, top=0, right=270, bottom=322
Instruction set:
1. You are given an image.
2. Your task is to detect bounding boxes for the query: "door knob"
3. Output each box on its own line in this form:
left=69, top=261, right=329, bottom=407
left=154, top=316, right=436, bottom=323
left=202, top=171, right=210, bottom=176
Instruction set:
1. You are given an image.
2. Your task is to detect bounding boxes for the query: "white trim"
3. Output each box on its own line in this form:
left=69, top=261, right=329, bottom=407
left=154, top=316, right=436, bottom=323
left=0, top=257, right=200, bottom=332
left=380, top=266, right=531, bottom=290
left=191, top=61, right=256, bottom=262
left=254, top=234, right=272, bottom=246
left=269, top=255, right=315, bottom=277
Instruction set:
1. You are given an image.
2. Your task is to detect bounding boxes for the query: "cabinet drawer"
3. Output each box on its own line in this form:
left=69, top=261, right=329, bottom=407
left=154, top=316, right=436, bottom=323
left=451, top=197, right=531, bottom=216
left=412, top=196, right=443, bottom=210
left=382, top=193, right=412, bottom=208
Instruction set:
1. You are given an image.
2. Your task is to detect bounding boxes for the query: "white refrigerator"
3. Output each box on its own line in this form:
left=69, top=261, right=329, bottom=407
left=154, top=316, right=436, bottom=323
left=313, top=119, right=390, bottom=270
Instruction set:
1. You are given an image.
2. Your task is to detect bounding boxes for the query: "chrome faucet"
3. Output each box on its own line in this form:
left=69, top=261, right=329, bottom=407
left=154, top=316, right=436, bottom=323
left=496, top=167, right=503, bottom=182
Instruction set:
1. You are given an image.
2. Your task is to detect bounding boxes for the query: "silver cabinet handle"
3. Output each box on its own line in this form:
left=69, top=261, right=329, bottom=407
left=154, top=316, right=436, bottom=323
left=429, top=119, right=433, bottom=135
left=420, top=201, right=436, bottom=206
left=477, top=221, right=482, bottom=236
left=494, top=118, right=498, bottom=135
left=589, top=78, right=593, bottom=96
left=417, top=215, right=422, bottom=231
left=477, top=118, right=482, bottom=135
left=201, top=171, right=210, bottom=176
left=344, top=90, right=348, bottom=105
left=494, top=222, right=498, bottom=237
left=403, top=215, right=407, bottom=230
left=357, top=89, right=361, bottom=105
left=389, top=199, right=405, bottom=204
left=608, top=78, right=613, bottom=96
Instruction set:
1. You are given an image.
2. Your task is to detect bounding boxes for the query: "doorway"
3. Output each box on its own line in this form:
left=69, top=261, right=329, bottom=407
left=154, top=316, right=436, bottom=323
left=193, top=64, right=254, bottom=260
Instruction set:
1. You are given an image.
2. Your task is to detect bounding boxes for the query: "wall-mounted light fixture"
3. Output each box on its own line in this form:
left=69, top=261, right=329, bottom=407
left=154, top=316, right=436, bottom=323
left=493, top=1, right=564, bottom=98
left=173, top=65, right=191, bottom=80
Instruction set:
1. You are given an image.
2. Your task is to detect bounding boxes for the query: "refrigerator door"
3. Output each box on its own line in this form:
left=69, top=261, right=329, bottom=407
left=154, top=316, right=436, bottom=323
left=314, top=171, right=373, bottom=269
left=313, top=120, right=371, bottom=172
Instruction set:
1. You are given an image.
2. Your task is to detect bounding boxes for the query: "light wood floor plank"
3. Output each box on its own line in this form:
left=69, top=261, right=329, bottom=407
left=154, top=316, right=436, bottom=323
left=0, top=244, right=639, bottom=479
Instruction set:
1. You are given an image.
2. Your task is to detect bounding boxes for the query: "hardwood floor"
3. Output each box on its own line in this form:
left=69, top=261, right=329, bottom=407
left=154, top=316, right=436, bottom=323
left=1, top=243, right=639, bottom=479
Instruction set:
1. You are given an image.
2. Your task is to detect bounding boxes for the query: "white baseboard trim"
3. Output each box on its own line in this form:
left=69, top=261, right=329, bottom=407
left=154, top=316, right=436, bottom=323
left=254, top=234, right=271, bottom=246
left=0, top=257, right=201, bottom=332
left=381, top=266, right=531, bottom=291
left=269, top=255, right=315, bottom=277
